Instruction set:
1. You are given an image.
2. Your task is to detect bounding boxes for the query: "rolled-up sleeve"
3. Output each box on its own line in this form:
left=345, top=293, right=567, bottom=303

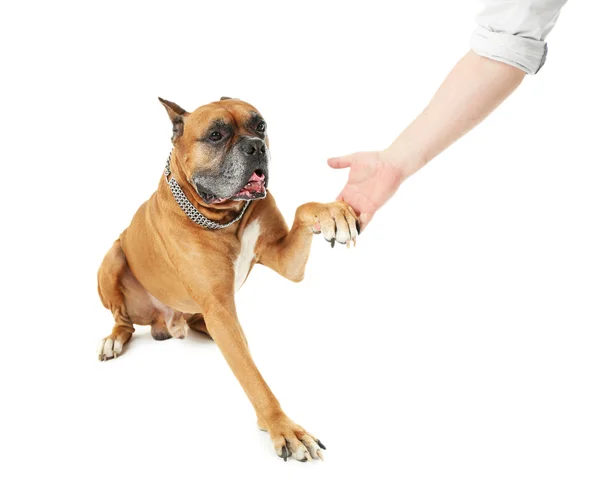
left=470, top=0, right=568, bottom=74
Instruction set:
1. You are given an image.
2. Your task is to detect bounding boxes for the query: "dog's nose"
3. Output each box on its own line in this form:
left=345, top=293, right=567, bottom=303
left=242, top=139, right=266, bottom=156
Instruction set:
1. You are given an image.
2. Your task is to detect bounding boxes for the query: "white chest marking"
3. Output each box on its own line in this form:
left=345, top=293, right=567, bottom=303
left=234, top=220, right=261, bottom=292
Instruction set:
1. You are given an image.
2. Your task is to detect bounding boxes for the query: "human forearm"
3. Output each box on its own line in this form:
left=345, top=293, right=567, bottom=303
left=382, top=50, right=525, bottom=177
left=328, top=50, right=527, bottom=228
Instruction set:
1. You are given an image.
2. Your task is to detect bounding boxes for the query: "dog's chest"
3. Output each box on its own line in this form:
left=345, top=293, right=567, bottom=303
left=234, top=219, right=261, bottom=292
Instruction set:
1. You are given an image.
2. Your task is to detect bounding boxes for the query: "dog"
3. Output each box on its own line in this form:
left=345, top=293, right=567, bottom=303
left=97, top=96, right=359, bottom=462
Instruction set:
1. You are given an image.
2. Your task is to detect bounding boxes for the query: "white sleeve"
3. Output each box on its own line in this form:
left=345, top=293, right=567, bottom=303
left=470, top=0, right=568, bottom=74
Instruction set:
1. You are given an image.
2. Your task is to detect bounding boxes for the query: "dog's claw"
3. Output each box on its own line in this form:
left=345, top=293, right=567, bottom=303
left=261, top=406, right=325, bottom=462
left=330, top=239, right=335, bottom=248
left=356, top=221, right=361, bottom=235
left=316, top=439, right=326, bottom=450
left=281, top=444, right=289, bottom=462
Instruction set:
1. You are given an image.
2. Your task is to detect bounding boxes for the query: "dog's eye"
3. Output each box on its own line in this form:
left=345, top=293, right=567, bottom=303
left=256, top=122, right=266, bottom=132
left=209, top=131, right=222, bottom=142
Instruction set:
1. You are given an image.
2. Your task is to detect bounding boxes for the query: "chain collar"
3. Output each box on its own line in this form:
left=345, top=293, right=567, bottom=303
left=164, top=152, right=250, bottom=230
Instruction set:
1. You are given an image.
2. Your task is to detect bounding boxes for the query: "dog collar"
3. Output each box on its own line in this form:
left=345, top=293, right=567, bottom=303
left=164, top=152, right=250, bottom=230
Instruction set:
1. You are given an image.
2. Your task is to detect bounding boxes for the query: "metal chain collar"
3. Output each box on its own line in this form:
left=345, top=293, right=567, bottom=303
left=164, top=152, right=250, bottom=230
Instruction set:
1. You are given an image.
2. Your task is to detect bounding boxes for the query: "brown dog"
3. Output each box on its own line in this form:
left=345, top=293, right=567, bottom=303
left=97, top=97, right=359, bottom=462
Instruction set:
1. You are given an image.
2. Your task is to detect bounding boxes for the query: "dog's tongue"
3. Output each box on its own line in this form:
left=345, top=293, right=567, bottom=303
left=244, top=172, right=265, bottom=192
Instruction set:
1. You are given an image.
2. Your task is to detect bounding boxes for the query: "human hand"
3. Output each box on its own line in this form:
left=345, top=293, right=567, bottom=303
left=327, top=151, right=405, bottom=229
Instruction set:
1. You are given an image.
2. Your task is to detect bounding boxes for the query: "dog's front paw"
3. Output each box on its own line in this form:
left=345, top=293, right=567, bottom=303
left=302, top=201, right=360, bottom=248
left=97, top=335, right=124, bottom=361
left=263, top=414, right=326, bottom=462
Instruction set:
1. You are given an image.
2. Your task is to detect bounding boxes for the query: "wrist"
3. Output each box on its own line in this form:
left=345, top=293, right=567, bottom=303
left=378, top=146, right=421, bottom=181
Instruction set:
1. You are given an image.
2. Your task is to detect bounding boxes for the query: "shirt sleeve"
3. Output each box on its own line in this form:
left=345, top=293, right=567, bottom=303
left=470, top=0, right=568, bottom=74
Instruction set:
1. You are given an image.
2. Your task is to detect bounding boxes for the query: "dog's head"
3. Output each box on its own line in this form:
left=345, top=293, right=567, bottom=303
left=159, top=97, right=269, bottom=205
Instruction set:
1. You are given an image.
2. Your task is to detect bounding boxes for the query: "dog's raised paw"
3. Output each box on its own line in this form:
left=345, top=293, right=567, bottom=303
left=307, top=202, right=359, bottom=247
left=97, top=336, right=123, bottom=361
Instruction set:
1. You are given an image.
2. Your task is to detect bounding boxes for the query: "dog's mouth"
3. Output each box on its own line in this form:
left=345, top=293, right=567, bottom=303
left=231, top=170, right=267, bottom=201
left=199, top=170, right=267, bottom=205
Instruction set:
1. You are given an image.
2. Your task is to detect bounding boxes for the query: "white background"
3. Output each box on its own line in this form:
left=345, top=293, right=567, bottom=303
left=1, top=1, right=598, bottom=487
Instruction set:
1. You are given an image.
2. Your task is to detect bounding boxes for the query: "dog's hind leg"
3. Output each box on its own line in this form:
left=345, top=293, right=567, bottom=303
left=186, top=313, right=212, bottom=338
left=166, top=311, right=189, bottom=340
left=97, top=239, right=135, bottom=361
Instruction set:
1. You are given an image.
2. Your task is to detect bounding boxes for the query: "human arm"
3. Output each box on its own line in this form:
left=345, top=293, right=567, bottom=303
left=329, top=0, right=568, bottom=228
left=328, top=50, right=525, bottom=227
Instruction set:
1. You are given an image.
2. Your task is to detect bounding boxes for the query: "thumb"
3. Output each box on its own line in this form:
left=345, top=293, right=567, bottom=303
left=327, top=154, right=355, bottom=169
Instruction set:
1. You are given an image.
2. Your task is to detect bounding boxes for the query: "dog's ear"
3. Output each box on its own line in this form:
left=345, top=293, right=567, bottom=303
left=158, top=97, right=189, bottom=142
left=220, top=96, right=232, bottom=101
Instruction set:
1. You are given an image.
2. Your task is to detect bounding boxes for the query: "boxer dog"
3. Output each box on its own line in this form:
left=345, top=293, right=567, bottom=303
left=97, top=97, right=359, bottom=462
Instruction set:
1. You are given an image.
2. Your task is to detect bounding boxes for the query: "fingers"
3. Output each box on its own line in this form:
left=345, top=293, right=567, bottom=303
left=328, top=153, right=375, bottom=231
left=358, top=212, right=373, bottom=230
left=327, top=154, right=354, bottom=169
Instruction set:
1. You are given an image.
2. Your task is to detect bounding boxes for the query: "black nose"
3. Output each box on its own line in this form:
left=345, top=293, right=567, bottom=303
left=242, top=139, right=266, bottom=156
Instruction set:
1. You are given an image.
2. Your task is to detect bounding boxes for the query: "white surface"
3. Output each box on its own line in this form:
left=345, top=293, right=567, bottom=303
left=1, top=1, right=598, bottom=487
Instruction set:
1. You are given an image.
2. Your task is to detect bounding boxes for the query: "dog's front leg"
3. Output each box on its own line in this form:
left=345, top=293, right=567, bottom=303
left=202, top=293, right=325, bottom=462
left=258, top=201, right=360, bottom=282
